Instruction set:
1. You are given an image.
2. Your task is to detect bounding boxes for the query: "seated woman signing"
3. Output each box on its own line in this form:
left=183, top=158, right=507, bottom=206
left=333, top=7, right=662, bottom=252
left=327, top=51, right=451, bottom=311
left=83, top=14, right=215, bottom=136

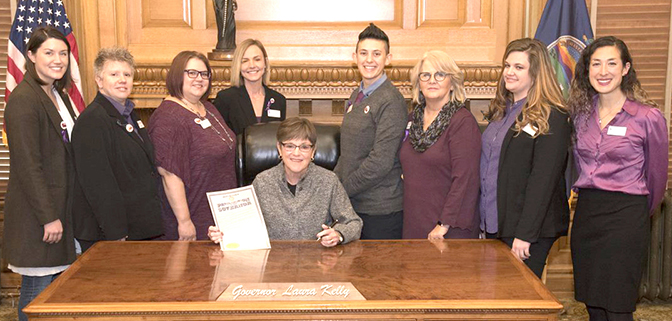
left=209, top=117, right=363, bottom=247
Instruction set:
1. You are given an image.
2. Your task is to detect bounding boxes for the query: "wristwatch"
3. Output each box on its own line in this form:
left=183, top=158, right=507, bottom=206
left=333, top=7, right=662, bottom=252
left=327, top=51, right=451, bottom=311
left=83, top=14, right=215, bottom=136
left=437, top=221, right=444, bottom=227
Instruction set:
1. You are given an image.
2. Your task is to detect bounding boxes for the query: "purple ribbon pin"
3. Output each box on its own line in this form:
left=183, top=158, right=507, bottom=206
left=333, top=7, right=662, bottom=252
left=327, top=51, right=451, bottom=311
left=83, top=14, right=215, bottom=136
left=265, top=98, right=275, bottom=111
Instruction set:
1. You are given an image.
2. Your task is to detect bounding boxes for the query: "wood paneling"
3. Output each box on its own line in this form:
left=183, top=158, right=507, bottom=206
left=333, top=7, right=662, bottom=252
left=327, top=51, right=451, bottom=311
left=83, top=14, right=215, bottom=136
left=236, top=0, right=398, bottom=22
left=141, top=0, right=192, bottom=28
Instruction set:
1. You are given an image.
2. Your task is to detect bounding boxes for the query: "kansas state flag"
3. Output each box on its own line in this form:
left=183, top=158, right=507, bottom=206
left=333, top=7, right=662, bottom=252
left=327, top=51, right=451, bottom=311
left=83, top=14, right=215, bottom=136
left=535, top=0, right=594, bottom=97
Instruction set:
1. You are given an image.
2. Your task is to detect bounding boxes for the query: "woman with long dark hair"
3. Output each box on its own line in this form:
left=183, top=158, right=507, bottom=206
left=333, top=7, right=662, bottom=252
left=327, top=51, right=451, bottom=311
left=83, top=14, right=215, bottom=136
left=480, top=38, right=571, bottom=278
left=3, top=27, right=78, bottom=321
left=569, top=36, right=668, bottom=321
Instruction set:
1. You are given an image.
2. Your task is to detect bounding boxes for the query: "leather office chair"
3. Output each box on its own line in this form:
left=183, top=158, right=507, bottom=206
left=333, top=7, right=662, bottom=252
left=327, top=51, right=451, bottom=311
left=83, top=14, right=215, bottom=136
left=236, top=122, right=341, bottom=186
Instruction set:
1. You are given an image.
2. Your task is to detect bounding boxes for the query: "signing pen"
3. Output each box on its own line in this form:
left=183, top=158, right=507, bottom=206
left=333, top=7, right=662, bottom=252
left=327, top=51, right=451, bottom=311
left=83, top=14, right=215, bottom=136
left=316, top=219, right=339, bottom=241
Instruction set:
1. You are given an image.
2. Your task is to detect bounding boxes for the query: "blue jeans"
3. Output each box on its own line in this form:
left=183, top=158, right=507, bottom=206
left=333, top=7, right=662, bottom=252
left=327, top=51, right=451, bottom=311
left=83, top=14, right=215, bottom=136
left=19, top=273, right=60, bottom=321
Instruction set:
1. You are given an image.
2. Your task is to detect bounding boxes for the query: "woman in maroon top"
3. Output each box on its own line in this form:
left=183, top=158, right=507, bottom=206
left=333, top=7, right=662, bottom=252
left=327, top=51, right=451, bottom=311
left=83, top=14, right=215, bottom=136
left=149, top=51, right=237, bottom=240
left=569, top=37, right=668, bottom=321
left=399, top=50, right=481, bottom=239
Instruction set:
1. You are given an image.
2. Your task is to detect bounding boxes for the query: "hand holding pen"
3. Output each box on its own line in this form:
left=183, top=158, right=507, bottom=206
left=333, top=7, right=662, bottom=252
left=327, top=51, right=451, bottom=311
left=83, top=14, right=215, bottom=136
left=316, top=219, right=341, bottom=248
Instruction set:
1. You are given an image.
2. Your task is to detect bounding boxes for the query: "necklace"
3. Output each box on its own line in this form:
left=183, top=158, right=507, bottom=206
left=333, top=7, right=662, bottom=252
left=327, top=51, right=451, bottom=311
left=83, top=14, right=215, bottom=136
left=183, top=100, right=234, bottom=150
left=597, top=96, right=625, bottom=125
left=598, top=108, right=618, bottom=124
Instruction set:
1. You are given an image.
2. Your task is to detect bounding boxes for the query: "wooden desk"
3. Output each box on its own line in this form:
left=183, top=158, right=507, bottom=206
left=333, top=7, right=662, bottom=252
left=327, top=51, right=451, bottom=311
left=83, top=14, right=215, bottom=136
left=25, top=240, right=563, bottom=320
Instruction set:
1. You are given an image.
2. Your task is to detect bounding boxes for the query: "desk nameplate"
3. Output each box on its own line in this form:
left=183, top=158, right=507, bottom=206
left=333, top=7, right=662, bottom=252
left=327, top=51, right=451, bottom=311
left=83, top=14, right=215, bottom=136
left=218, top=282, right=366, bottom=301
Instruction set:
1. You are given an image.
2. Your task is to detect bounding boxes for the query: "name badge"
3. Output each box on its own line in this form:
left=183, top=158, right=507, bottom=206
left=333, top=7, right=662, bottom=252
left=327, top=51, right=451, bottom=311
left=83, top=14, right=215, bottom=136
left=136, top=120, right=145, bottom=129
left=607, top=125, right=627, bottom=136
left=522, top=123, right=538, bottom=136
left=267, top=109, right=281, bottom=118
left=199, top=118, right=212, bottom=129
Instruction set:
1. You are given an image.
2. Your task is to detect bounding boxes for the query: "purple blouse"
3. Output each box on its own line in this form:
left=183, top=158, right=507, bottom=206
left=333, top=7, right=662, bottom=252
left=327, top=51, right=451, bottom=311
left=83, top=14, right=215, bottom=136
left=148, top=100, right=237, bottom=240
left=479, top=98, right=526, bottom=234
left=573, top=99, right=668, bottom=212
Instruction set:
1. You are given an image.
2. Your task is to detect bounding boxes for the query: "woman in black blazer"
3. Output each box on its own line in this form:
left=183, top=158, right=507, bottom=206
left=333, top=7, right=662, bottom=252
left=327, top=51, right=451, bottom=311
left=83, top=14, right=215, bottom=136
left=71, top=47, right=163, bottom=252
left=3, top=27, right=78, bottom=321
left=479, top=38, right=571, bottom=278
left=213, top=39, right=286, bottom=135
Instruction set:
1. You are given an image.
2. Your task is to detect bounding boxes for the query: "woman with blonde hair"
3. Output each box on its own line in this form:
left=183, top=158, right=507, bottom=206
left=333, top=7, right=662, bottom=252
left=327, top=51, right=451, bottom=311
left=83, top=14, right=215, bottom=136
left=479, top=38, right=571, bottom=278
left=399, top=50, right=481, bottom=239
left=213, top=39, right=286, bottom=135
left=569, top=36, right=667, bottom=321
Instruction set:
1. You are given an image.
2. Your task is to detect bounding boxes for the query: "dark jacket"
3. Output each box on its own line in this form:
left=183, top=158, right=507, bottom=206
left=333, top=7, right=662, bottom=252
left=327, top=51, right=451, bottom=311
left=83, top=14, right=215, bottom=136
left=213, top=85, right=286, bottom=135
left=496, top=107, right=571, bottom=243
left=2, top=73, right=77, bottom=267
left=71, top=92, right=163, bottom=241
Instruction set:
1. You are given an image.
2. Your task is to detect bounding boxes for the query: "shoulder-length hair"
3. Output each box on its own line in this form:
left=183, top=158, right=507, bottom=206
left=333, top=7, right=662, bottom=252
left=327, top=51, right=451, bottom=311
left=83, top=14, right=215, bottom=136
left=568, top=36, right=656, bottom=120
left=410, top=50, right=466, bottom=105
left=230, top=39, right=271, bottom=87
left=25, top=27, right=72, bottom=92
left=165, top=51, right=212, bottom=101
left=486, top=38, right=566, bottom=137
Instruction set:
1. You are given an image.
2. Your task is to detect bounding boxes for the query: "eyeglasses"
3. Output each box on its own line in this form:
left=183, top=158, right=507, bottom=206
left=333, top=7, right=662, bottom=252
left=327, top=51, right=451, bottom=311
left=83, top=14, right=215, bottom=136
left=280, top=142, right=313, bottom=153
left=419, top=71, right=448, bottom=82
left=184, top=69, right=211, bottom=79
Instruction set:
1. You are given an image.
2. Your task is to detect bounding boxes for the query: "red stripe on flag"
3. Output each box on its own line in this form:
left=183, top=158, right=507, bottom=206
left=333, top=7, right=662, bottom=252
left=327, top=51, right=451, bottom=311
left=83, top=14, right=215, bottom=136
left=68, top=86, right=86, bottom=113
left=5, top=57, right=24, bottom=101
left=66, top=33, right=79, bottom=62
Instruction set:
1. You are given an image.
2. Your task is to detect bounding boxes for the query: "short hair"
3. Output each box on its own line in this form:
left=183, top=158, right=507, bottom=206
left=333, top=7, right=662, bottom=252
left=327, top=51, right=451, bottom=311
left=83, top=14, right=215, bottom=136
left=25, top=27, right=72, bottom=92
left=276, top=117, right=317, bottom=147
left=94, top=47, right=136, bottom=78
left=356, top=23, right=390, bottom=54
left=230, top=39, right=271, bottom=87
left=165, top=51, right=212, bottom=101
left=410, top=50, right=466, bottom=105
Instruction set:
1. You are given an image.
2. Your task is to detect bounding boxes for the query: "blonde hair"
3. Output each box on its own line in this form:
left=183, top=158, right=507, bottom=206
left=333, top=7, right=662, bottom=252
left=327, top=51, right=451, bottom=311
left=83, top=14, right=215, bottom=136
left=410, top=50, right=466, bottom=105
left=230, top=39, right=271, bottom=87
left=487, top=38, right=566, bottom=137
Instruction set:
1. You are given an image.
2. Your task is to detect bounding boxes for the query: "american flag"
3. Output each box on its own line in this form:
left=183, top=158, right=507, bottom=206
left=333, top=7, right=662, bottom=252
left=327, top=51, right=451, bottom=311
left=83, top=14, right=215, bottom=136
left=5, top=0, right=85, bottom=113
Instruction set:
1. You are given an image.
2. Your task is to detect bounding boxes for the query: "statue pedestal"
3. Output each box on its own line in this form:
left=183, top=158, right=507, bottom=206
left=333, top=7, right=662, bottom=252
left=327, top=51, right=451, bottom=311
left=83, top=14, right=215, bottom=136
left=209, top=49, right=235, bottom=61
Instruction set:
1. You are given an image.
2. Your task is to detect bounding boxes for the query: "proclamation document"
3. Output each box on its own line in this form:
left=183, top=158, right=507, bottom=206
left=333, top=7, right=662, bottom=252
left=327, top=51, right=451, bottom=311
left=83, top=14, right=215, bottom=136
left=207, top=186, right=271, bottom=251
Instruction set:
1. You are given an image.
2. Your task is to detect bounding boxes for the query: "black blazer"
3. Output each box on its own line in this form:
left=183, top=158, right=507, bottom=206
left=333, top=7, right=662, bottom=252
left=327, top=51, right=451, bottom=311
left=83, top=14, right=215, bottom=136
left=213, top=85, right=286, bottom=135
left=495, top=107, right=571, bottom=243
left=71, top=92, right=163, bottom=241
left=2, top=74, right=77, bottom=267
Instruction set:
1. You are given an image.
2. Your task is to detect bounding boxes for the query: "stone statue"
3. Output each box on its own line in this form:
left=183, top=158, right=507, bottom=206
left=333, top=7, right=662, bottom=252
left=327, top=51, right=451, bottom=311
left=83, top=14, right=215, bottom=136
left=214, top=0, right=237, bottom=51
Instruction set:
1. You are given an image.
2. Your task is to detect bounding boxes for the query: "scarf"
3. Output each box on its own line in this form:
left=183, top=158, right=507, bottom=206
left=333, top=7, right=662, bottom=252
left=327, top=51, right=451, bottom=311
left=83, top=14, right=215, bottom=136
left=409, top=100, right=463, bottom=152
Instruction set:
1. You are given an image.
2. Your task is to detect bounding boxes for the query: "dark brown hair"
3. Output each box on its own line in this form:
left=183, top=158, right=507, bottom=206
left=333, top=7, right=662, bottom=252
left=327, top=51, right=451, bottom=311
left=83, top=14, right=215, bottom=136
left=25, top=27, right=72, bottom=92
left=569, top=36, right=656, bottom=122
left=276, top=117, right=317, bottom=146
left=165, top=51, right=212, bottom=100
left=487, top=38, right=566, bottom=137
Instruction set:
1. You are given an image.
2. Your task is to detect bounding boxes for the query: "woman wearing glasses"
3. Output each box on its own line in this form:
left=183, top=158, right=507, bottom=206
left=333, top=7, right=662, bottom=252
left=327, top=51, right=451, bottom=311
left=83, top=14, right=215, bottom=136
left=208, top=117, right=362, bottom=247
left=399, top=50, right=481, bottom=239
left=213, top=39, right=286, bottom=135
left=479, top=38, right=571, bottom=278
left=149, top=51, right=236, bottom=240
